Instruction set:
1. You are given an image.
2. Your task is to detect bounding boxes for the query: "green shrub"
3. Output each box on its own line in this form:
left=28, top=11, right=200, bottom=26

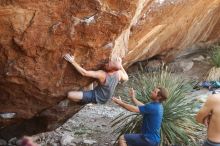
left=210, top=44, right=220, bottom=67
left=112, top=69, right=204, bottom=146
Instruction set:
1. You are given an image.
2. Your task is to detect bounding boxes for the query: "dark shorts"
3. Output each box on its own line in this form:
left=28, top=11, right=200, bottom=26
left=82, top=90, right=97, bottom=104
left=203, top=139, right=220, bottom=146
left=124, top=134, right=159, bottom=146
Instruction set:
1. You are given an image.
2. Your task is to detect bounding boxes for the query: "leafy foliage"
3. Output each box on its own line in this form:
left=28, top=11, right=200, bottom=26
left=210, top=44, right=220, bottom=67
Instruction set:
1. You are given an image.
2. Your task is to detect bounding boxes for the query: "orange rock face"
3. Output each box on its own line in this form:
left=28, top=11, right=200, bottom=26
left=0, top=0, right=220, bottom=138
left=124, top=0, right=220, bottom=66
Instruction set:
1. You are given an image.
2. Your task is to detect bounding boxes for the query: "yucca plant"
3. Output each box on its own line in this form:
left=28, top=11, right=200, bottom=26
left=210, top=44, right=220, bottom=67
left=206, top=44, right=220, bottom=81
left=112, top=69, right=204, bottom=146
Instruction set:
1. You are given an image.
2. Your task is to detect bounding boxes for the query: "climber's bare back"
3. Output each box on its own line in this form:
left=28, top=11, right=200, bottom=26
left=197, top=94, right=220, bottom=142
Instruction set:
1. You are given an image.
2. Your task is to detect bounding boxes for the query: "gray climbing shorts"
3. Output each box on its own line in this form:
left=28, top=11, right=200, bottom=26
left=203, top=139, right=220, bottom=146
left=82, top=90, right=97, bottom=104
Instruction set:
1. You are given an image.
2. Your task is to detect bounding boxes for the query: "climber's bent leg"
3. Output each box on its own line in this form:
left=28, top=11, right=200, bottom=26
left=67, top=90, right=97, bottom=104
left=67, top=91, right=83, bottom=102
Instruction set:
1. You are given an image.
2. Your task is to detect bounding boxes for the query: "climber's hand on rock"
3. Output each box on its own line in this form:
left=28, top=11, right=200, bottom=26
left=64, top=54, right=74, bottom=63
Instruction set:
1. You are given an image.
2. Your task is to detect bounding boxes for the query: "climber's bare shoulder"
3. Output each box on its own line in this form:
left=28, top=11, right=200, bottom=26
left=197, top=94, right=220, bottom=142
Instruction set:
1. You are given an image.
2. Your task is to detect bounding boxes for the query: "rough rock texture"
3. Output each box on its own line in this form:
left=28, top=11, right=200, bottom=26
left=0, top=0, right=220, bottom=139
left=0, top=0, right=137, bottom=139
left=124, top=0, right=220, bottom=66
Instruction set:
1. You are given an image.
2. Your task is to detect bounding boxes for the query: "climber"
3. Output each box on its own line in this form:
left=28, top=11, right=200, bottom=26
left=64, top=54, right=128, bottom=104
left=196, top=93, right=220, bottom=146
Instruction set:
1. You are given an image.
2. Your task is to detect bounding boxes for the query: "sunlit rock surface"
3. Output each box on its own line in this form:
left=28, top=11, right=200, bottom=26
left=0, top=0, right=220, bottom=138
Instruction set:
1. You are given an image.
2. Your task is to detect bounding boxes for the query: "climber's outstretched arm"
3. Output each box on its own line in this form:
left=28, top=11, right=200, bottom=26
left=64, top=54, right=106, bottom=83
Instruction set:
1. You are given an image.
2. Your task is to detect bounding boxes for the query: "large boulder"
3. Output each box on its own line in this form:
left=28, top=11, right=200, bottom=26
left=0, top=0, right=220, bottom=139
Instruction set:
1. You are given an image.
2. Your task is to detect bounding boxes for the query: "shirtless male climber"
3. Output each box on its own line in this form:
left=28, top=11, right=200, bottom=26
left=196, top=93, right=220, bottom=146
